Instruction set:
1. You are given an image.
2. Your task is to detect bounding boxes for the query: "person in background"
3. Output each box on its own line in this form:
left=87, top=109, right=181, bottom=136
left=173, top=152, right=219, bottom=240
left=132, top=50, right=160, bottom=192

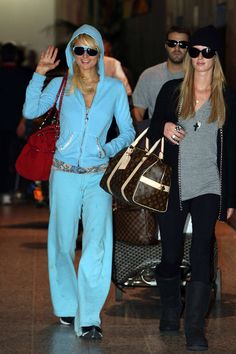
left=25, top=49, right=38, bottom=72
left=147, top=25, right=236, bottom=351
left=22, top=24, right=135, bottom=339
left=131, top=0, right=150, bottom=16
left=0, top=42, right=31, bottom=204
left=132, top=25, right=190, bottom=122
left=103, top=37, right=132, bottom=96
left=103, top=36, right=133, bottom=141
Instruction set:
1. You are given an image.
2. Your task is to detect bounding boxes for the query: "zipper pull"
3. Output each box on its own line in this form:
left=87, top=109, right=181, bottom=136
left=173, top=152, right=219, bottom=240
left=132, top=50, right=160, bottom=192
left=85, top=108, right=89, bottom=121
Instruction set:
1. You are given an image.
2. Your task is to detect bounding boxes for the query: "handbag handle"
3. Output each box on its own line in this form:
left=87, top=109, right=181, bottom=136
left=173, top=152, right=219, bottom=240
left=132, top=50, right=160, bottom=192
left=143, top=99, right=183, bottom=158
left=38, top=73, right=68, bottom=131
left=55, top=74, right=67, bottom=138
left=132, top=127, right=164, bottom=159
left=55, top=74, right=68, bottom=124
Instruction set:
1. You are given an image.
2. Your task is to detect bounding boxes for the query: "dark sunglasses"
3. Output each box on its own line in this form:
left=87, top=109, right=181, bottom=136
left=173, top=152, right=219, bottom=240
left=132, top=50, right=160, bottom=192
left=188, top=47, right=216, bottom=59
left=166, top=40, right=189, bottom=49
left=73, top=46, right=98, bottom=57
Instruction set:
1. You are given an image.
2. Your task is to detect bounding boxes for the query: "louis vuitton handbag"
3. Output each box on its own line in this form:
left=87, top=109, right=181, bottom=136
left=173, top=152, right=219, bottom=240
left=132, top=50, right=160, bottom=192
left=113, top=201, right=159, bottom=245
left=100, top=128, right=172, bottom=213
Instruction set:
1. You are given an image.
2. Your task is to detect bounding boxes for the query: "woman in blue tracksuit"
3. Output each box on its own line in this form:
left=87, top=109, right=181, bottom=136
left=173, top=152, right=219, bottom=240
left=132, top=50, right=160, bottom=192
left=23, top=24, right=135, bottom=339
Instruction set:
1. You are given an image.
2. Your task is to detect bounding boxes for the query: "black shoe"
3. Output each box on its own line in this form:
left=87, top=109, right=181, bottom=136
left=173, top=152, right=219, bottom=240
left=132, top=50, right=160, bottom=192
left=184, top=281, right=211, bottom=352
left=80, top=326, right=103, bottom=340
left=59, top=317, right=74, bottom=326
left=186, top=328, right=208, bottom=351
left=156, top=275, right=183, bottom=335
left=160, top=303, right=183, bottom=335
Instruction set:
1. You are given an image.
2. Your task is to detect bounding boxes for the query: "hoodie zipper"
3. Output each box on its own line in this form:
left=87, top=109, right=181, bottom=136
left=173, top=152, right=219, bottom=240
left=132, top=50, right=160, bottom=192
left=78, top=107, right=89, bottom=162
left=78, top=86, right=98, bottom=164
left=218, top=128, right=223, bottom=219
left=77, top=80, right=100, bottom=165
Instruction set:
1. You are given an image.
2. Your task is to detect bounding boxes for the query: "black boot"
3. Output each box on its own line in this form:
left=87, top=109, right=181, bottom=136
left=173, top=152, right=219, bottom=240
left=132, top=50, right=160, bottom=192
left=184, top=281, right=211, bottom=351
left=156, top=275, right=183, bottom=334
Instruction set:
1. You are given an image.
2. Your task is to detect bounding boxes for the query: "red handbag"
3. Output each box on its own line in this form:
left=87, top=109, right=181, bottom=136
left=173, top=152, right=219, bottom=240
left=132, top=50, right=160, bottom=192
left=15, top=75, right=67, bottom=181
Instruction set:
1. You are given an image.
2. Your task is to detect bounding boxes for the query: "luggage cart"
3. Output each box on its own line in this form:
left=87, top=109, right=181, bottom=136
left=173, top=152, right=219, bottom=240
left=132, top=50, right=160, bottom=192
left=112, top=213, right=221, bottom=302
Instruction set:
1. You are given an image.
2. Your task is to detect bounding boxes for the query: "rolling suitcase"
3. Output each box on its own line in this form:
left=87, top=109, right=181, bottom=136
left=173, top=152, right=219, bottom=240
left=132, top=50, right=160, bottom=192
left=112, top=202, right=221, bottom=301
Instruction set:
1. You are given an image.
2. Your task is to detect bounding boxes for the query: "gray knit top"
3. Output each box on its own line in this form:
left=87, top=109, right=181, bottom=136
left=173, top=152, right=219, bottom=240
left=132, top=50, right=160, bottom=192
left=179, top=101, right=220, bottom=201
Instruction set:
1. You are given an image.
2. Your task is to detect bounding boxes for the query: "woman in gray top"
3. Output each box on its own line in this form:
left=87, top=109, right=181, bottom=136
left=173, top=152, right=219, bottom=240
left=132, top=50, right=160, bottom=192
left=148, top=25, right=236, bottom=351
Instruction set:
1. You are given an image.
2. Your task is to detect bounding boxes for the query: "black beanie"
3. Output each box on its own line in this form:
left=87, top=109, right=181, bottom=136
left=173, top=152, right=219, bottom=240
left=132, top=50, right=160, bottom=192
left=189, top=25, right=220, bottom=52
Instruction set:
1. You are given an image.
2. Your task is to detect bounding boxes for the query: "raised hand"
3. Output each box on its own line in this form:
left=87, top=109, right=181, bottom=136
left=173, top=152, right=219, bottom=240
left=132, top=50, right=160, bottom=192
left=35, top=45, right=60, bottom=76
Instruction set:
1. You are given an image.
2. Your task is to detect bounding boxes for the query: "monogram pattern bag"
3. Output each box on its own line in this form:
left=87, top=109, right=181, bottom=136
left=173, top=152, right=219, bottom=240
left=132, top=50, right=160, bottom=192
left=113, top=201, right=159, bottom=245
left=100, top=128, right=172, bottom=212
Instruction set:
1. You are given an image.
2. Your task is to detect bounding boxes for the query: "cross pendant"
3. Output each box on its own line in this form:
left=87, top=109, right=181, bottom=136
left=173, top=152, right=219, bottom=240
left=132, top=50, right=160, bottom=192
left=193, top=122, right=201, bottom=131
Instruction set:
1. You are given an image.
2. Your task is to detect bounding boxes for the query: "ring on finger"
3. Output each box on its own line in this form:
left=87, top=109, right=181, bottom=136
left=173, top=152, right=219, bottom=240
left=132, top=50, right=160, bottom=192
left=172, top=134, right=176, bottom=139
left=175, top=125, right=181, bottom=132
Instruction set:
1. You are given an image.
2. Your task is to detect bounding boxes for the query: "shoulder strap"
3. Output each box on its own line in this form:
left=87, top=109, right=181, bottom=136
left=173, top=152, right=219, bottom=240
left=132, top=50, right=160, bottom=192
left=54, top=75, right=67, bottom=105
left=38, top=73, right=67, bottom=131
left=55, top=74, right=68, bottom=125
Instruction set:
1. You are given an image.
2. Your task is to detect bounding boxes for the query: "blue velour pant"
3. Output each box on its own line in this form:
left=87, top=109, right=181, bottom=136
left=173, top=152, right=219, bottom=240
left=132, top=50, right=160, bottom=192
left=48, top=169, right=113, bottom=335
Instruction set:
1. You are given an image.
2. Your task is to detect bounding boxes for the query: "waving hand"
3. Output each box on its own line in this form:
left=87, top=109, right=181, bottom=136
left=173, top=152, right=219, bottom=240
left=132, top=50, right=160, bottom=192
left=35, top=45, right=60, bottom=76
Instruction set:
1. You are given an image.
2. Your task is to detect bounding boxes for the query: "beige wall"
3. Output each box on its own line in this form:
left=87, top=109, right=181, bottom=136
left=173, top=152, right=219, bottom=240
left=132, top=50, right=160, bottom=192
left=54, top=0, right=91, bottom=45
left=56, top=0, right=90, bottom=26
left=0, top=0, right=55, bottom=57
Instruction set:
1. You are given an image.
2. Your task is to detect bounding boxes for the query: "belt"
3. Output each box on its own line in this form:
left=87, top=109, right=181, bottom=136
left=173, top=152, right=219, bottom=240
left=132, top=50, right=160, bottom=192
left=52, top=159, right=107, bottom=174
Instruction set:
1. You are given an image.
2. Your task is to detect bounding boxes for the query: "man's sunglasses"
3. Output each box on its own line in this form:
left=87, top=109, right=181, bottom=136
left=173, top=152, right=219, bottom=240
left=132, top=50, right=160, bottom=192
left=166, top=40, right=189, bottom=49
left=188, top=47, right=216, bottom=59
left=73, top=46, right=98, bottom=57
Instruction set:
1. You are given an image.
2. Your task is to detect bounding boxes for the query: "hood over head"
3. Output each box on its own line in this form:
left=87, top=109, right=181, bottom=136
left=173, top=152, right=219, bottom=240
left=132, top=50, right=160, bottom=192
left=65, top=24, right=104, bottom=79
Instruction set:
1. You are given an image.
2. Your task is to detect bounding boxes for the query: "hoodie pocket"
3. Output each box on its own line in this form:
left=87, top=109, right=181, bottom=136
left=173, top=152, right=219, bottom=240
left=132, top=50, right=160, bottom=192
left=96, top=137, right=106, bottom=158
left=83, top=134, right=106, bottom=159
left=56, top=130, right=81, bottom=158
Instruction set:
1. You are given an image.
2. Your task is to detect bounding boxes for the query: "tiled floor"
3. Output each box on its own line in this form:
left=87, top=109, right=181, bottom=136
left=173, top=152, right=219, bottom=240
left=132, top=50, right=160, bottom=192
left=0, top=202, right=236, bottom=354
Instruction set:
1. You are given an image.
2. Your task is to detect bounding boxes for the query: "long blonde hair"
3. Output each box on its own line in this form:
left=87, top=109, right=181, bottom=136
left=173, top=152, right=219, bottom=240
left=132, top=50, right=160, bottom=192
left=179, top=53, right=226, bottom=127
left=69, top=34, right=100, bottom=95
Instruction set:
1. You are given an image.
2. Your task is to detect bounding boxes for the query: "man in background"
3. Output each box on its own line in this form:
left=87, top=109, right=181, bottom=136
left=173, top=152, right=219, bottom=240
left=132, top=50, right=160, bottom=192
left=132, top=25, right=190, bottom=122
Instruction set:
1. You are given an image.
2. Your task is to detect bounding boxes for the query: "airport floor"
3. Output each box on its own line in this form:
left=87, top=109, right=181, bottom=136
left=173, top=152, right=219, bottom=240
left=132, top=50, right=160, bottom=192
left=0, top=201, right=236, bottom=354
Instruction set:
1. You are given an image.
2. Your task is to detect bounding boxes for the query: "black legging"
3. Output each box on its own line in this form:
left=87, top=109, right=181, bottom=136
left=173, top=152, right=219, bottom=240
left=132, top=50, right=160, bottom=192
left=156, top=194, right=220, bottom=284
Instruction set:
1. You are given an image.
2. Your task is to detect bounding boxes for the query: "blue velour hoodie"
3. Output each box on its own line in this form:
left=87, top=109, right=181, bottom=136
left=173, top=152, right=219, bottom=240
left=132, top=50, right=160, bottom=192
left=23, top=24, right=135, bottom=168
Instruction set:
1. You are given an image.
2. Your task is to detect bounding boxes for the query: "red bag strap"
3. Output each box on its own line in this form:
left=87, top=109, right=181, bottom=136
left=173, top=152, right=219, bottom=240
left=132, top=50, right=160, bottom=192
left=55, top=74, right=67, bottom=105
left=39, top=73, right=68, bottom=131
left=55, top=73, right=68, bottom=126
